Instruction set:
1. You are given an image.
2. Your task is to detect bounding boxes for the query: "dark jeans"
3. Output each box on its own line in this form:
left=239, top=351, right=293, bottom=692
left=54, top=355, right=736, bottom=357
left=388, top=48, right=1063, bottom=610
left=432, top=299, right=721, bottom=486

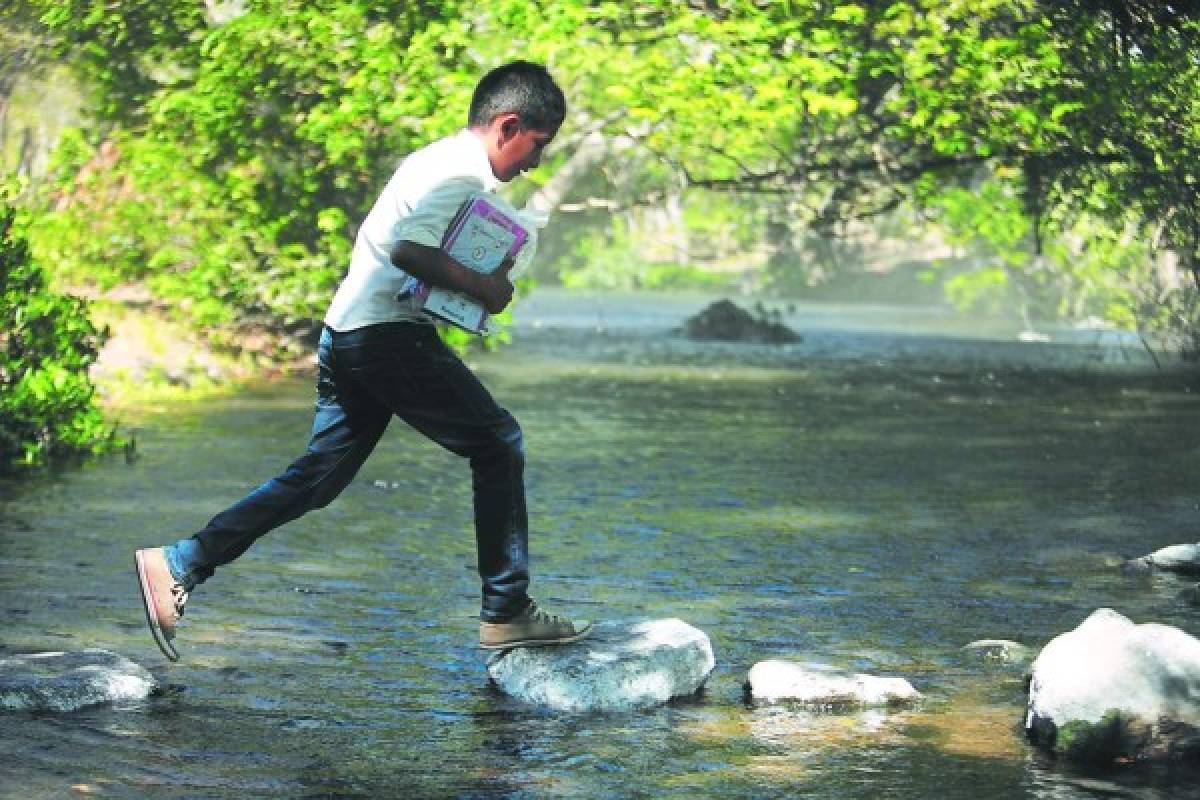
left=164, top=322, right=531, bottom=622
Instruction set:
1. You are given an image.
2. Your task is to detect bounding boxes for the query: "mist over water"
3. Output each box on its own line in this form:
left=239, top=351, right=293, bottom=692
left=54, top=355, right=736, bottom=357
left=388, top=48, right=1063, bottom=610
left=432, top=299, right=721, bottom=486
left=2, top=290, right=1198, bottom=798
left=515, top=288, right=1159, bottom=370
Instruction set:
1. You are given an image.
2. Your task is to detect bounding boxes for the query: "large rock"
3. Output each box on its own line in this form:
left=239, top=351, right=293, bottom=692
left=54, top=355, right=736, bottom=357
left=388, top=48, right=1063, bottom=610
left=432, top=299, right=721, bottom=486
left=680, top=299, right=800, bottom=344
left=1025, top=608, right=1200, bottom=762
left=1124, top=543, right=1200, bottom=575
left=0, top=649, right=157, bottom=712
left=745, top=660, right=921, bottom=709
left=486, top=619, right=715, bottom=712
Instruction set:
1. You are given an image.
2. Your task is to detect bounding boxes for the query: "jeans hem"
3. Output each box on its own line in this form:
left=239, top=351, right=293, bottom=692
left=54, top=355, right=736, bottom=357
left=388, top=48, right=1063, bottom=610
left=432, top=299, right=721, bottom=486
left=480, top=596, right=532, bottom=623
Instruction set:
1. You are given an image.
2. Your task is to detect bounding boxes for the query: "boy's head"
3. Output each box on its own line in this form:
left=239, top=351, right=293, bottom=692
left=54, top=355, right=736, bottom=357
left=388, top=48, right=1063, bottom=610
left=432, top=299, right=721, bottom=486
left=469, top=61, right=566, bottom=183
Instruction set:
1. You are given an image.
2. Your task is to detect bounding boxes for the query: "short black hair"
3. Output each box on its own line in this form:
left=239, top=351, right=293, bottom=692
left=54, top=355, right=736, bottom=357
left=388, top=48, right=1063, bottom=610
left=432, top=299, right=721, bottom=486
left=468, top=61, right=566, bottom=132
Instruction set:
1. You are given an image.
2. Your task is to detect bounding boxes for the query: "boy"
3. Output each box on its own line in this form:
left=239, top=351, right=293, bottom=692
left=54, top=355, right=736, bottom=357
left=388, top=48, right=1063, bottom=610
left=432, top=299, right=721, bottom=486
left=135, top=61, right=592, bottom=662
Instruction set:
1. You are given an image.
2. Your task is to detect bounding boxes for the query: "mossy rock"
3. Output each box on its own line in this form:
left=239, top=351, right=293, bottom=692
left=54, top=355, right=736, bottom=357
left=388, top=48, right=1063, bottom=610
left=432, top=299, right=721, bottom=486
left=1025, top=609, right=1200, bottom=763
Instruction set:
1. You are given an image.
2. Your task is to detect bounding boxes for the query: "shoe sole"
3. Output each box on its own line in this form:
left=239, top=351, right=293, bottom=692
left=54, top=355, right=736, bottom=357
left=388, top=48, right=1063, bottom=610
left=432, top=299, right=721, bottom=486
left=479, top=621, right=594, bottom=651
left=135, top=551, right=180, bottom=662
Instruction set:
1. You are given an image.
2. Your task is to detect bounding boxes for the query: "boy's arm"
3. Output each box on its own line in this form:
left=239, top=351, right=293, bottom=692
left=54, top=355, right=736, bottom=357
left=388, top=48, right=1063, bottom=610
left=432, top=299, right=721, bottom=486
left=391, top=240, right=515, bottom=314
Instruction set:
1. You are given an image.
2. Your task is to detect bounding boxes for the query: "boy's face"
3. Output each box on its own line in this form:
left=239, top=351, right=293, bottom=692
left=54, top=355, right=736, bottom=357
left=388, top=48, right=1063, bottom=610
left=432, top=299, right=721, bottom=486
left=488, top=114, right=558, bottom=182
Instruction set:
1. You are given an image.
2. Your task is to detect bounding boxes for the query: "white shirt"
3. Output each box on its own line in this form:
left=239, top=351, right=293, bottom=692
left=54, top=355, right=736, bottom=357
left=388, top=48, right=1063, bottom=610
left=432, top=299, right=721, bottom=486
left=324, top=129, right=500, bottom=331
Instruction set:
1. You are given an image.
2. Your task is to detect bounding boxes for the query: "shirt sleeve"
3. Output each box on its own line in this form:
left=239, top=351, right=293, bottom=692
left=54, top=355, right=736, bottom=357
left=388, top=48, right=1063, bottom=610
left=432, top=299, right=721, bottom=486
left=392, top=175, right=485, bottom=249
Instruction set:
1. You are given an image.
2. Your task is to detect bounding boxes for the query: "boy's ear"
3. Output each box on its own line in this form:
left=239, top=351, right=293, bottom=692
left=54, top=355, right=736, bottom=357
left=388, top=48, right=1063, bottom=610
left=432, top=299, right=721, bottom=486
left=495, top=112, right=523, bottom=143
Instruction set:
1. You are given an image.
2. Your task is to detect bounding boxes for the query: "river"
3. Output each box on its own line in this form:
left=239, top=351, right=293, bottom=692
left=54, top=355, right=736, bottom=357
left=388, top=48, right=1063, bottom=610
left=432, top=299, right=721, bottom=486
left=2, top=290, right=1199, bottom=798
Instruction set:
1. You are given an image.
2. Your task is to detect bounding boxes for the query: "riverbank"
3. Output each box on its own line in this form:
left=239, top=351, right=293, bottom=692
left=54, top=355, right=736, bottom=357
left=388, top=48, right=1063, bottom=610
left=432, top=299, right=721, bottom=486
left=88, top=296, right=317, bottom=412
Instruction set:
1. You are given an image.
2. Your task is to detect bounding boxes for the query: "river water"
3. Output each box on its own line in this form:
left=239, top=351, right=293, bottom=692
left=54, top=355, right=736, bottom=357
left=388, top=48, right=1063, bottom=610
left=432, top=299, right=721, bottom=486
left=2, top=291, right=1200, bottom=798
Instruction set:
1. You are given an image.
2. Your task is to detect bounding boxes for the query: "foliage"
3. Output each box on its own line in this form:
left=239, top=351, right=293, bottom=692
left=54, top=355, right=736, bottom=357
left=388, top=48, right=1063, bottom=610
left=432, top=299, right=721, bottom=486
left=554, top=214, right=727, bottom=291
left=880, top=3, right=1198, bottom=344
left=0, top=203, right=113, bottom=471
left=932, top=176, right=1165, bottom=323
left=8, top=1, right=1200, bottom=354
left=30, top=129, right=346, bottom=331
left=24, top=2, right=447, bottom=345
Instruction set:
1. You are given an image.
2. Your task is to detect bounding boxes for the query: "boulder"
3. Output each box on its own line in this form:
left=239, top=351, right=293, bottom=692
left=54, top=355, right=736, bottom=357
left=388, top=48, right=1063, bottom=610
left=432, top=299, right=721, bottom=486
left=680, top=299, right=800, bottom=344
left=745, top=660, right=921, bottom=709
left=1025, top=608, right=1200, bottom=762
left=0, top=649, right=157, bottom=712
left=962, top=639, right=1032, bottom=668
left=1124, top=543, right=1200, bottom=576
left=486, top=619, right=715, bottom=712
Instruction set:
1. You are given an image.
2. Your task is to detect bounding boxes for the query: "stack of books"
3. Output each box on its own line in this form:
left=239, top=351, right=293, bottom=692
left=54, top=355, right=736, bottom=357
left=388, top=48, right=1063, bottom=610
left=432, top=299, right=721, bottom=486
left=409, top=193, right=529, bottom=334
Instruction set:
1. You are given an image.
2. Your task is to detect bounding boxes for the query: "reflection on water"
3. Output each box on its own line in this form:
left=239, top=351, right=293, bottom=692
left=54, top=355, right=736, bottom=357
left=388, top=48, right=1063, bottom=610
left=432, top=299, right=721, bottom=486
left=2, top=304, right=1200, bottom=798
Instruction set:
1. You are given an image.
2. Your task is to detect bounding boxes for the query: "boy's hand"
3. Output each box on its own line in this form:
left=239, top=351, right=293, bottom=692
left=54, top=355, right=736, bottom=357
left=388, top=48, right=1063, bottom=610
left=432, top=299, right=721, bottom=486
left=391, top=241, right=519, bottom=314
left=475, top=255, right=516, bottom=314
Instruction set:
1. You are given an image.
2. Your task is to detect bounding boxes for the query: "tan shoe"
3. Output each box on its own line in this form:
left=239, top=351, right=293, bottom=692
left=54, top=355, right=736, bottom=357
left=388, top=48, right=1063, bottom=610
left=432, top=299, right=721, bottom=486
left=480, top=601, right=593, bottom=650
left=134, top=547, right=188, bottom=662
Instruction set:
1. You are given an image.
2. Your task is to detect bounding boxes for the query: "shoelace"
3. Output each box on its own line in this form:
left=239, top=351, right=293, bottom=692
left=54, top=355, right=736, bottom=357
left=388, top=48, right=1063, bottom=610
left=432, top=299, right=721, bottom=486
left=527, top=604, right=567, bottom=627
left=171, top=585, right=189, bottom=620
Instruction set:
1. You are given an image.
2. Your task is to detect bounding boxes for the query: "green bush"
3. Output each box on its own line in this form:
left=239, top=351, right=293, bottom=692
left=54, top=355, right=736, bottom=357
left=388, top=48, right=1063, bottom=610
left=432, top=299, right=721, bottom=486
left=27, top=131, right=345, bottom=331
left=0, top=203, right=114, bottom=471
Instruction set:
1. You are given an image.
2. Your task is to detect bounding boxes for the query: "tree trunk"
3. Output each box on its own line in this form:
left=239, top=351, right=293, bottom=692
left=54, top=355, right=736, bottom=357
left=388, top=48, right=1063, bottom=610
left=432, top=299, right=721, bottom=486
left=16, top=127, right=34, bottom=178
left=525, top=131, right=634, bottom=214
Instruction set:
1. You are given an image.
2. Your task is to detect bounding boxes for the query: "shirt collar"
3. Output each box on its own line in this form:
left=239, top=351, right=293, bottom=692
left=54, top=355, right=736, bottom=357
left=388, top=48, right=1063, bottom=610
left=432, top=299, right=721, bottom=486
left=458, top=129, right=501, bottom=191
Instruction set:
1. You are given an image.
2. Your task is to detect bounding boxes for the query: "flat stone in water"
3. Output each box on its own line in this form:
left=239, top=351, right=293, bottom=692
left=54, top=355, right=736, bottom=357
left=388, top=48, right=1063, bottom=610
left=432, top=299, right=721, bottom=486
left=486, top=618, right=715, bottom=712
left=0, top=649, right=157, bottom=712
left=1125, top=542, right=1200, bottom=575
left=745, top=660, right=922, bottom=709
left=962, top=639, right=1033, bottom=667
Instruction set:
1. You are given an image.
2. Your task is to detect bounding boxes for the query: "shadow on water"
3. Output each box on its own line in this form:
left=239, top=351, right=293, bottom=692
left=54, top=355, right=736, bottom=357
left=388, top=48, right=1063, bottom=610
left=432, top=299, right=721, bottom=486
left=2, top=293, right=1200, bottom=798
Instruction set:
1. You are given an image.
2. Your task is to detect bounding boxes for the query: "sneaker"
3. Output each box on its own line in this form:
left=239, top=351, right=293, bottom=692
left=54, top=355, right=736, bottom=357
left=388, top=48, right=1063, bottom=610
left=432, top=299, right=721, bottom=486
left=479, top=601, right=593, bottom=650
left=134, top=547, right=188, bottom=661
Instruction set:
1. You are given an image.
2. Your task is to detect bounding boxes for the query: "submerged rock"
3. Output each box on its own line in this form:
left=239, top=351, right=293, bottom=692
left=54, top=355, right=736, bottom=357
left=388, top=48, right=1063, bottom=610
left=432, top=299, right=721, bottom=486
left=1025, top=608, right=1200, bottom=762
left=486, top=619, right=715, bottom=712
left=745, top=660, right=921, bottom=709
left=1124, top=543, right=1200, bottom=576
left=0, top=649, right=157, bottom=712
left=963, top=639, right=1032, bottom=667
left=680, top=299, right=800, bottom=344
